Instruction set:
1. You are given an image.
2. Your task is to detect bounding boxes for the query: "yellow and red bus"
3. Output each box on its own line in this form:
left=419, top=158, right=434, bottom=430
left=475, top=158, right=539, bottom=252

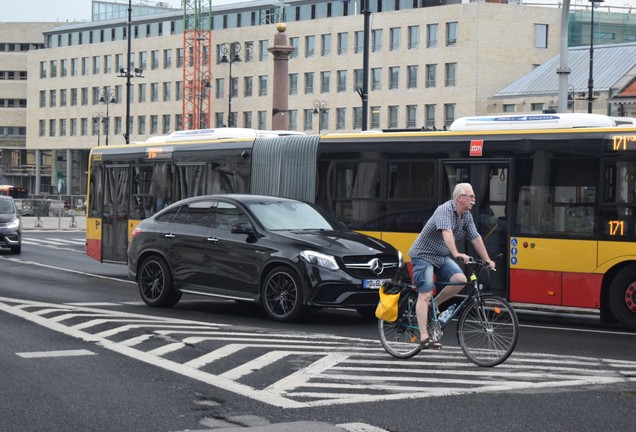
left=86, top=114, right=636, bottom=330
left=0, top=185, right=28, bottom=198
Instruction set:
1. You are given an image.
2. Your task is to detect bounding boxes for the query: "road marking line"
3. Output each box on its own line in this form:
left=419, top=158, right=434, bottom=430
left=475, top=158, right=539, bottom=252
left=16, top=349, right=96, bottom=359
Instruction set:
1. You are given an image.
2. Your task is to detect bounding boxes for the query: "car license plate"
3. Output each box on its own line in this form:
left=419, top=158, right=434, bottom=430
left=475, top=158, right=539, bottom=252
left=363, top=278, right=391, bottom=289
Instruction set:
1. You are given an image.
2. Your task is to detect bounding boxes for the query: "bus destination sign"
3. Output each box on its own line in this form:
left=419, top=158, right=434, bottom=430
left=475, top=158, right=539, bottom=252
left=146, top=146, right=174, bottom=160
left=606, top=134, right=636, bottom=152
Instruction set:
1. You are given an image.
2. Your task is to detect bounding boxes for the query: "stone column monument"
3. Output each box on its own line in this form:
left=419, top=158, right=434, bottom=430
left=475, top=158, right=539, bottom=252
left=268, top=23, right=294, bottom=130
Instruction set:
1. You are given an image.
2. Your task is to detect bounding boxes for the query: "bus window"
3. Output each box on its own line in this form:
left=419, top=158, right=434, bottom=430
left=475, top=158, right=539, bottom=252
left=513, top=158, right=597, bottom=237
left=383, top=160, right=436, bottom=232
left=600, top=161, right=636, bottom=239
left=332, top=161, right=381, bottom=230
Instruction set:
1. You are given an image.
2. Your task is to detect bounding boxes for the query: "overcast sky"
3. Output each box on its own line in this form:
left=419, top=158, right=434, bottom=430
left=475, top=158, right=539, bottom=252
left=2, top=0, right=633, bottom=23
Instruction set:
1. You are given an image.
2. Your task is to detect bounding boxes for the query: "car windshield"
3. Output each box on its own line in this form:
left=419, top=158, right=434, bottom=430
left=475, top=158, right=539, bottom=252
left=0, top=199, right=14, bottom=214
left=248, top=201, right=339, bottom=231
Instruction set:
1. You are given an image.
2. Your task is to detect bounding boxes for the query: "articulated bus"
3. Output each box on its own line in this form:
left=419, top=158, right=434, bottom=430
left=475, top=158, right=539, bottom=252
left=86, top=114, right=636, bottom=330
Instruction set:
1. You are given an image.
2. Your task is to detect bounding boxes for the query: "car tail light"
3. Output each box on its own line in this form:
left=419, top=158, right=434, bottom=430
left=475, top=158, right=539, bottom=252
left=131, top=226, right=142, bottom=240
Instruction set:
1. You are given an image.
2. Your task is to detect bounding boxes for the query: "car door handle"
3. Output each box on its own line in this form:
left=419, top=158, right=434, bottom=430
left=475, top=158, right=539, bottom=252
left=207, top=237, right=219, bottom=243
left=164, top=233, right=175, bottom=239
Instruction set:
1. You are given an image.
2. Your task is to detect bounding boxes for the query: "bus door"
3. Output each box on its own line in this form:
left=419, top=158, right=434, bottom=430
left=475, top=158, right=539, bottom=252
left=102, top=165, right=130, bottom=263
left=441, top=161, right=510, bottom=297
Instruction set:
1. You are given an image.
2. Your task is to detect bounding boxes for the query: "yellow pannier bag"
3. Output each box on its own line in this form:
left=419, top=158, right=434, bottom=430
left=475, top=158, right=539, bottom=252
left=375, top=282, right=401, bottom=322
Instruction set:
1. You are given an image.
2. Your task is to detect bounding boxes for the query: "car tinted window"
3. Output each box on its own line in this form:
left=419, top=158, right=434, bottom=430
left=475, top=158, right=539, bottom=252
left=249, top=201, right=337, bottom=231
left=212, top=202, right=246, bottom=231
left=173, top=201, right=215, bottom=227
left=155, top=206, right=180, bottom=223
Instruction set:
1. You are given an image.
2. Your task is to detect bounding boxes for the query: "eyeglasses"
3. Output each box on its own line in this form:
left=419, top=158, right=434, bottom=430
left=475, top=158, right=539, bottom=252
left=460, top=194, right=476, bottom=200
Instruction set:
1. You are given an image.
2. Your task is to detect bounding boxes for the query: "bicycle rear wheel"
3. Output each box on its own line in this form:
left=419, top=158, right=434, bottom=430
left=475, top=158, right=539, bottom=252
left=378, top=292, right=421, bottom=358
left=457, top=294, right=519, bottom=367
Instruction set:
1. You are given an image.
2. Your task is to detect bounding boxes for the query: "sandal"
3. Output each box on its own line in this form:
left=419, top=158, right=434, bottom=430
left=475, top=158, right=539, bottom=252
left=419, top=337, right=442, bottom=350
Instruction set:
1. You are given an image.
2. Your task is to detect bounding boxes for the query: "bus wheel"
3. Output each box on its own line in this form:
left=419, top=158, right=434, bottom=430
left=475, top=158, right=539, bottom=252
left=138, top=255, right=182, bottom=307
left=261, top=266, right=303, bottom=322
left=608, top=267, right=636, bottom=331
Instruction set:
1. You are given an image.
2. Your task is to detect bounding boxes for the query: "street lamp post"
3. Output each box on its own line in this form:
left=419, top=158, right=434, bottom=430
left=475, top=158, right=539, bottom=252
left=99, top=88, right=117, bottom=146
left=313, top=100, right=327, bottom=134
left=92, top=112, right=104, bottom=146
left=588, top=0, right=604, bottom=114
left=220, top=41, right=242, bottom=127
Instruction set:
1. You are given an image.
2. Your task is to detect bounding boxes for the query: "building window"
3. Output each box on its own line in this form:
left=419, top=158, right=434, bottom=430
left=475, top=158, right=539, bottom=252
left=305, top=72, right=314, bottom=94
left=446, top=22, right=457, bottom=47
left=259, top=40, right=268, bottom=61
left=289, top=73, right=298, bottom=95
left=258, top=110, right=266, bottom=129
left=336, top=107, right=346, bottom=130
left=354, top=69, right=363, bottom=92
left=353, top=107, right=362, bottom=130
left=337, top=70, right=346, bottom=92
left=390, top=27, right=400, bottom=51
left=163, top=49, right=172, bottom=68
left=151, top=50, right=159, bottom=69
left=337, top=32, right=347, bottom=55
left=244, top=76, right=253, bottom=97
left=321, top=33, right=331, bottom=56
left=389, top=67, right=399, bottom=90
left=426, top=64, right=437, bottom=88
left=388, top=106, right=398, bottom=129
left=244, top=111, right=252, bottom=128
left=371, top=68, right=381, bottom=91
left=408, top=25, right=420, bottom=49
left=138, top=116, right=146, bottom=135
left=40, top=61, right=46, bottom=79
left=503, top=104, right=516, bottom=112
left=301, top=109, right=311, bottom=131
left=151, top=83, right=159, bottom=102
left=427, top=24, right=438, bottom=48
left=39, top=91, right=46, bottom=108
left=371, top=106, right=381, bottom=129
left=407, top=65, right=418, bottom=89
left=445, top=63, right=456, bottom=87
left=320, top=71, right=330, bottom=93
left=535, top=24, right=548, bottom=48
left=444, top=103, right=455, bottom=127
left=92, top=56, right=100, bottom=74
left=372, top=29, right=382, bottom=52
left=163, top=82, right=171, bottom=101
left=290, top=37, right=298, bottom=59
left=138, top=83, right=146, bottom=103
left=355, top=31, right=363, bottom=53
left=39, top=119, right=45, bottom=137
left=425, top=104, right=436, bottom=128
left=406, top=105, right=417, bottom=128
left=258, top=75, right=267, bottom=96
left=305, top=35, right=315, bottom=58
left=531, top=102, right=544, bottom=111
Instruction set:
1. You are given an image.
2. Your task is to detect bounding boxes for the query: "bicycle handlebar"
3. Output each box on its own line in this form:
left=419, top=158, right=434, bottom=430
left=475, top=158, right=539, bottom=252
left=466, top=257, right=496, bottom=271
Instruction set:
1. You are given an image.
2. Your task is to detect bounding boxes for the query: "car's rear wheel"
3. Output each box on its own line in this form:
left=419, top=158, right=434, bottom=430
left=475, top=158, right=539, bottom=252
left=262, top=266, right=304, bottom=322
left=137, top=255, right=182, bottom=307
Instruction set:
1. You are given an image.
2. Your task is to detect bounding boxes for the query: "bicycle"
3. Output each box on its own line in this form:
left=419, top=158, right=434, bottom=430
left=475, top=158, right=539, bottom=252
left=378, top=258, right=519, bottom=367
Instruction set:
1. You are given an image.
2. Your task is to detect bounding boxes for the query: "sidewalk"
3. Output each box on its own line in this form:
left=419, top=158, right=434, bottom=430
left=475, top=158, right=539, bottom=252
left=21, top=215, right=86, bottom=231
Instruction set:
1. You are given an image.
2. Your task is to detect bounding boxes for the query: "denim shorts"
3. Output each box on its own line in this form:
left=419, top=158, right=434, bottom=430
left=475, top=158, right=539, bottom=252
left=410, top=256, right=463, bottom=293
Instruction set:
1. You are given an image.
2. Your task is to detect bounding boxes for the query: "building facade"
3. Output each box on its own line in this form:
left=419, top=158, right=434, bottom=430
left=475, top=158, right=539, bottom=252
left=4, top=0, right=635, bottom=194
left=0, top=22, right=58, bottom=192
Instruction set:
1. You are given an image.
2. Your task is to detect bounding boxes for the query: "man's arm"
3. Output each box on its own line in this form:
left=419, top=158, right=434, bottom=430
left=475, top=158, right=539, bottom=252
left=441, top=229, right=471, bottom=264
left=470, top=236, right=495, bottom=269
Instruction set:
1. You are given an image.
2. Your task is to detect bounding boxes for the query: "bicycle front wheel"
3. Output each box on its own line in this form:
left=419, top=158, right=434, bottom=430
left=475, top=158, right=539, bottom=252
left=378, top=296, right=421, bottom=358
left=457, top=295, right=519, bottom=367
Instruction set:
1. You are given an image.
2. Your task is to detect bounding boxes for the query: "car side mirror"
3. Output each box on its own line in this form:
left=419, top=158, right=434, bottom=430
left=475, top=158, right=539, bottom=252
left=230, top=221, right=254, bottom=235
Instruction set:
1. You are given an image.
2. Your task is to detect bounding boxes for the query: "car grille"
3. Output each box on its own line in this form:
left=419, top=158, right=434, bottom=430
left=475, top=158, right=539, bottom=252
left=342, top=254, right=399, bottom=279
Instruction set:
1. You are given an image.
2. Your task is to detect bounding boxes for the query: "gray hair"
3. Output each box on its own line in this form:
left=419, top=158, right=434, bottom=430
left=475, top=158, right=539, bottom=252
left=452, top=183, right=471, bottom=199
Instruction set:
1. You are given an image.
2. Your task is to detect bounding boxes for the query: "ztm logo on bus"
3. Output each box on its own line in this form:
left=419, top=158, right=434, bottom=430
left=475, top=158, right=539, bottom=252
left=470, top=140, right=483, bottom=157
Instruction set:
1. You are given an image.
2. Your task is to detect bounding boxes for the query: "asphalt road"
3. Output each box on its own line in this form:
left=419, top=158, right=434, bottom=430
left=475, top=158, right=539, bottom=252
left=1, top=230, right=635, bottom=432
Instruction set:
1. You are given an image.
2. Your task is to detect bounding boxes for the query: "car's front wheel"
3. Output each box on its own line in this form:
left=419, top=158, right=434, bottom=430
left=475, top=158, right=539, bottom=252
left=261, top=266, right=304, bottom=322
left=137, top=255, right=182, bottom=307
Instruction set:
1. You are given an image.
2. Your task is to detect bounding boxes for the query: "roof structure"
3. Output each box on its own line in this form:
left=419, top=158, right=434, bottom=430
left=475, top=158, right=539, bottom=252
left=494, top=42, right=636, bottom=98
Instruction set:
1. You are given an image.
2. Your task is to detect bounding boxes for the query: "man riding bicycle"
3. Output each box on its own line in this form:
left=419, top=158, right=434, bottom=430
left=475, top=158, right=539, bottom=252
left=408, top=183, right=495, bottom=349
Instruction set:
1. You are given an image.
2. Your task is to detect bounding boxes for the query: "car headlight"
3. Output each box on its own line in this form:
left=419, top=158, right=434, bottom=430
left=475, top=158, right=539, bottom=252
left=300, top=250, right=339, bottom=270
left=6, top=219, right=20, bottom=230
